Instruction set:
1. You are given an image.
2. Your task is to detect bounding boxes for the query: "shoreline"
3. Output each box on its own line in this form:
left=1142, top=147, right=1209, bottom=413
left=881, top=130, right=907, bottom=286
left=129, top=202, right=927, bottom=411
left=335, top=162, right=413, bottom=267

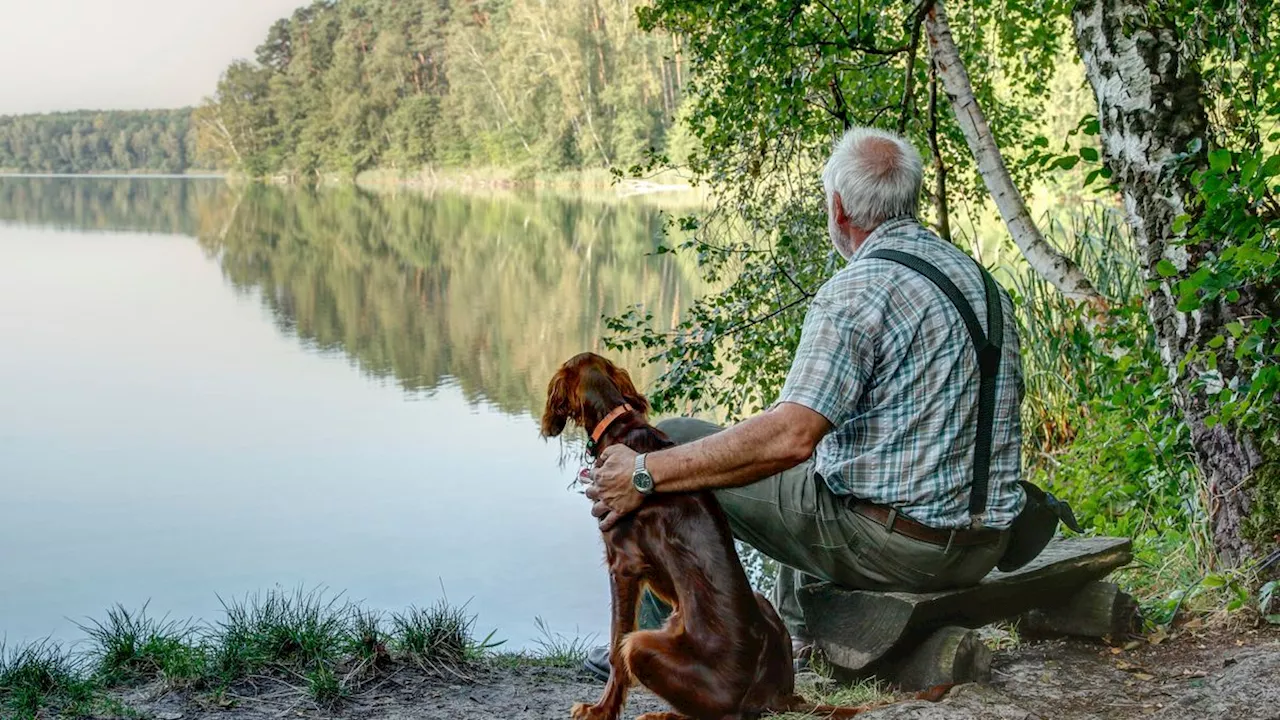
left=0, top=166, right=698, bottom=194
left=3, top=589, right=1276, bottom=720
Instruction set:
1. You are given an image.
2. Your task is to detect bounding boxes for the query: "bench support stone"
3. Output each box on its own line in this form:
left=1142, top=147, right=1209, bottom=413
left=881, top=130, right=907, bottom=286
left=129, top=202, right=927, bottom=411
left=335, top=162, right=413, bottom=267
left=1018, top=580, right=1138, bottom=640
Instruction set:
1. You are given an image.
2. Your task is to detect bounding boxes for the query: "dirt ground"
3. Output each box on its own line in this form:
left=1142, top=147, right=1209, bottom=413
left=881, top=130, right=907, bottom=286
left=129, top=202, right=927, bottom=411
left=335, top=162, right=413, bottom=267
left=111, top=623, right=1280, bottom=720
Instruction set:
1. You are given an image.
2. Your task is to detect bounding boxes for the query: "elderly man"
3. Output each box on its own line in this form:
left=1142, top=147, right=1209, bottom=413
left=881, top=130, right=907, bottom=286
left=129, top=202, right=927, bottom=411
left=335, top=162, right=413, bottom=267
left=583, top=126, right=1025, bottom=673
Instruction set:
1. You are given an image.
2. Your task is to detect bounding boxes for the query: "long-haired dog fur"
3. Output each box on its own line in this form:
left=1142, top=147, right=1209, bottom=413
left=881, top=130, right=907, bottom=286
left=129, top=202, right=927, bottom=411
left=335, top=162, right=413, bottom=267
left=541, top=352, right=877, bottom=720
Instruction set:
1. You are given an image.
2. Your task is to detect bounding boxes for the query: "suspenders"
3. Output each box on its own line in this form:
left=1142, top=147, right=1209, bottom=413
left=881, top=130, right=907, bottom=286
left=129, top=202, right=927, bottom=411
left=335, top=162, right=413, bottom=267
left=865, top=249, right=1004, bottom=525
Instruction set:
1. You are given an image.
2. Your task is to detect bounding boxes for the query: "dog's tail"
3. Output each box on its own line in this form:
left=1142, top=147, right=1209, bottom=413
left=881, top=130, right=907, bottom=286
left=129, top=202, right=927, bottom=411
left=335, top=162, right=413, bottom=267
left=769, top=684, right=954, bottom=718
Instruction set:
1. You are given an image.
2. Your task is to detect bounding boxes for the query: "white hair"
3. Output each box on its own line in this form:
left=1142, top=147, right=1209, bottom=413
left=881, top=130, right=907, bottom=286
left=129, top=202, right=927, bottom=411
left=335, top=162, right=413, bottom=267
left=821, top=127, right=924, bottom=229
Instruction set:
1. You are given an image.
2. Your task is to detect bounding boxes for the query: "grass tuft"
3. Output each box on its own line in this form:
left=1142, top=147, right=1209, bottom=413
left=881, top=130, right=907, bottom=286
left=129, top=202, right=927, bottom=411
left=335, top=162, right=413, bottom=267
left=305, top=664, right=348, bottom=708
left=391, top=600, right=473, bottom=666
left=78, top=602, right=206, bottom=687
left=212, top=586, right=354, bottom=684
left=529, top=616, right=592, bottom=669
left=348, top=609, right=391, bottom=671
left=0, top=638, right=97, bottom=719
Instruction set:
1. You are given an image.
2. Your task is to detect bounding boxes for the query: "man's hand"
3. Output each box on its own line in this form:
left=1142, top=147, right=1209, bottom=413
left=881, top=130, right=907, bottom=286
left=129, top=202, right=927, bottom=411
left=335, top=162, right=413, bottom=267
left=584, top=444, right=643, bottom=531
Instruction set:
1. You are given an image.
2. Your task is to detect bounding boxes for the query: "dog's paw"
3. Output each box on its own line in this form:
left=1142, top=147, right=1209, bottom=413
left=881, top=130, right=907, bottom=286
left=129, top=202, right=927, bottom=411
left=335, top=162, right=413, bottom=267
left=570, top=702, right=608, bottom=720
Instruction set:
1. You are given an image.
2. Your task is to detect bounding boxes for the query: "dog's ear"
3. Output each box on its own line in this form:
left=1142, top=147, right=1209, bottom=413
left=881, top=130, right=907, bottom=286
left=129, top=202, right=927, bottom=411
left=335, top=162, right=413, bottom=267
left=540, top=366, right=575, bottom=437
left=602, top=361, right=650, bottom=415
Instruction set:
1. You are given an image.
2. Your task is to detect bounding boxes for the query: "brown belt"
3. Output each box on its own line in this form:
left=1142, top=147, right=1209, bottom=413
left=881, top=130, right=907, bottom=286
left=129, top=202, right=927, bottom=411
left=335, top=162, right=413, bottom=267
left=852, top=503, right=1002, bottom=548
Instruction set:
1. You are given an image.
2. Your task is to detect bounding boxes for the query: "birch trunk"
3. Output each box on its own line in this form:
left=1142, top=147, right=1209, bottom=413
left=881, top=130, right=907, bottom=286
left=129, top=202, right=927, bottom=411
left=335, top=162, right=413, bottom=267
left=925, top=1, right=1103, bottom=306
left=1073, top=0, right=1267, bottom=565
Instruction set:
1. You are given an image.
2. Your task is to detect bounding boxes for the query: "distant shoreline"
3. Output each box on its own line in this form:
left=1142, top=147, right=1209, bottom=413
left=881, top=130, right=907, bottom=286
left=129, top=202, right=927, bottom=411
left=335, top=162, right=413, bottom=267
left=0, top=167, right=704, bottom=202
left=0, top=172, right=226, bottom=180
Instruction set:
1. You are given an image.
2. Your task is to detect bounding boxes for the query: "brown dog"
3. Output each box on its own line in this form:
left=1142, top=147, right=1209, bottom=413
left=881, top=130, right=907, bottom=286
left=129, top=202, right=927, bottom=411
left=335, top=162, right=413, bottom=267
left=541, top=352, right=874, bottom=720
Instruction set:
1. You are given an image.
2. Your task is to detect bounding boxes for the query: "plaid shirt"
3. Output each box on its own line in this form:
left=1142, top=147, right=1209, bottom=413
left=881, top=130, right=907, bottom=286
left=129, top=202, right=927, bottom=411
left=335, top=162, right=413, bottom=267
left=777, top=217, right=1026, bottom=529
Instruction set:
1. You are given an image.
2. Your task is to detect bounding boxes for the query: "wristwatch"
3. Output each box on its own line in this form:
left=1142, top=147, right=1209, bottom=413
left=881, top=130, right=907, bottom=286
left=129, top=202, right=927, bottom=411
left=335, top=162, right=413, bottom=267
left=632, top=453, right=656, bottom=495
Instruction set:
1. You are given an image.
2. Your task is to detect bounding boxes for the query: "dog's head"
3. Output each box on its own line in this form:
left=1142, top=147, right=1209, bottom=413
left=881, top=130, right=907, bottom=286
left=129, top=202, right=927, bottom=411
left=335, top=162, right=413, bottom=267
left=540, top=352, right=649, bottom=438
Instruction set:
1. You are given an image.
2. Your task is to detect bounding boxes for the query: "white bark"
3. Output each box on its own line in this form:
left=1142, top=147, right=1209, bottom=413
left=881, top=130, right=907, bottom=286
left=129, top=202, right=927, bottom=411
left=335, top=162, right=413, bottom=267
left=925, top=1, right=1104, bottom=307
left=1072, top=0, right=1265, bottom=566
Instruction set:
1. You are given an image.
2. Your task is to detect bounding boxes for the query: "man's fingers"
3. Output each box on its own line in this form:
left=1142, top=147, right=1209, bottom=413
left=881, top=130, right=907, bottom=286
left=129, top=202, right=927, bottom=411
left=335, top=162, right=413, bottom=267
left=584, top=483, right=600, bottom=501
left=594, top=445, right=614, bottom=467
left=599, top=511, right=621, bottom=532
left=591, top=501, right=610, bottom=519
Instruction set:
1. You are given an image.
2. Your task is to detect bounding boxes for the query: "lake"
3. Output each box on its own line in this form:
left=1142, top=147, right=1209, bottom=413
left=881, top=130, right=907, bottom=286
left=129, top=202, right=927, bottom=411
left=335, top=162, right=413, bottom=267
left=0, top=176, right=698, bottom=652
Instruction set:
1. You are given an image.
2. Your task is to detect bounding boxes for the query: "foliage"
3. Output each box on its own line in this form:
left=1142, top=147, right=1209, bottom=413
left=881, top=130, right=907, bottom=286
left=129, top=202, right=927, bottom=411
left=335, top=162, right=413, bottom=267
left=212, top=587, right=355, bottom=682
left=1, top=591, right=601, bottom=717
left=529, top=616, right=594, bottom=668
left=390, top=601, right=478, bottom=666
left=1175, top=145, right=1280, bottom=442
left=77, top=603, right=205, bottom=687
left=197, top=0, right=687, bottom=178
left=0, top=109, right=206, bottom=174
left=0, top=639, right=97, bottom=719
left=608, top=0, right=1067, bottom=420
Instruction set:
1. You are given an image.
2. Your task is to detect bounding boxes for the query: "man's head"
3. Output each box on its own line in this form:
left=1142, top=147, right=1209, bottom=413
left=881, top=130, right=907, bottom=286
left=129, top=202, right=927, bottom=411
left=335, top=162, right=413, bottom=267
left=822, top=127, right=924, bottom=259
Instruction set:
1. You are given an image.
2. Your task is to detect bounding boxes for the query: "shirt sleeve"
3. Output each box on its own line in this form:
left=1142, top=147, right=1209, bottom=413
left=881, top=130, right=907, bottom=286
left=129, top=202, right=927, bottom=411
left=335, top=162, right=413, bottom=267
left=776, top=279, right=880, bottom=428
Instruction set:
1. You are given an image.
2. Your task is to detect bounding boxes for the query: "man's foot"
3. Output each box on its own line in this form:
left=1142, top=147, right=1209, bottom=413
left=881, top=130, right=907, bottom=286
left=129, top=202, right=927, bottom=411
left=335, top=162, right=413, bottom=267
left=583, top=645, right=611, bottom=682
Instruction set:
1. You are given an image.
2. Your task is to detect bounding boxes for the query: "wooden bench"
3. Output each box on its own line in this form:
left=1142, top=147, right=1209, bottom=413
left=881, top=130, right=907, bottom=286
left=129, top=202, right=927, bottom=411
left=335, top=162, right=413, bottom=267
left=797, top=536, right=1135, bottom=690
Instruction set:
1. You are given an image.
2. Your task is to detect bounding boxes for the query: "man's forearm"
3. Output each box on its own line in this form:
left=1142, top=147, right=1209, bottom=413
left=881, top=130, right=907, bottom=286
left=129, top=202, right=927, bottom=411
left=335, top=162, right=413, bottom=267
left=646, top=408, right=820, bottom=493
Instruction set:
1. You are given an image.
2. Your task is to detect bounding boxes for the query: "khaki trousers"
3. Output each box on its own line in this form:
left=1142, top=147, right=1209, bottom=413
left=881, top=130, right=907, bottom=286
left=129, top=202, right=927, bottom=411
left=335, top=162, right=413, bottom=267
left=653, top=417, right=1009, bottom=638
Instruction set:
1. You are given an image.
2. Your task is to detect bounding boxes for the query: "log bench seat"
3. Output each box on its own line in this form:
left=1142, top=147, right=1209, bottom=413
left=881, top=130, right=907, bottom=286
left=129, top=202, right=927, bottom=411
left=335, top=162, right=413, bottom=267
left=797, top=536, right=1135, bottom=690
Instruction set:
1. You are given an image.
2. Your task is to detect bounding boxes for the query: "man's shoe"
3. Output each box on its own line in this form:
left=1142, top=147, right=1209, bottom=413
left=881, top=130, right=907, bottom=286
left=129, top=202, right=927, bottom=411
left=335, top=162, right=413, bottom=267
left=583, top=645, right=611, bottom=681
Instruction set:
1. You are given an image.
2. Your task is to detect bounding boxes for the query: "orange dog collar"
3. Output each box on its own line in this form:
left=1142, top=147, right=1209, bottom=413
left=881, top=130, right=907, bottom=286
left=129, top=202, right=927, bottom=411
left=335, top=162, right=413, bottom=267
left=589, top=403, right=634, bottom=450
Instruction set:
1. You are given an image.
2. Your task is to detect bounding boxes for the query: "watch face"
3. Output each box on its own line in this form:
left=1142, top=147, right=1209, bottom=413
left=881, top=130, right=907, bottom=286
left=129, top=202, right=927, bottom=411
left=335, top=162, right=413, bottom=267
left=633, top=471, right=655, bottom=493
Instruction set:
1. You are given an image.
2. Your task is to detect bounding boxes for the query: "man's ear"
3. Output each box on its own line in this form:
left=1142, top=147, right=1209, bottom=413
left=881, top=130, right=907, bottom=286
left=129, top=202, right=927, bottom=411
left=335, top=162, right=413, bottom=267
left=832, top=191, right=850, bottom=228
left=540, top=369, right=574, bottom=437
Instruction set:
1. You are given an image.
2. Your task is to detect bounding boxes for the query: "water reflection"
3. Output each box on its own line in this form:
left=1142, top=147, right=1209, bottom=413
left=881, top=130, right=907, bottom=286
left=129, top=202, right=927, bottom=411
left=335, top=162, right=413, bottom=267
left=0, top=177, right=699, bottom=416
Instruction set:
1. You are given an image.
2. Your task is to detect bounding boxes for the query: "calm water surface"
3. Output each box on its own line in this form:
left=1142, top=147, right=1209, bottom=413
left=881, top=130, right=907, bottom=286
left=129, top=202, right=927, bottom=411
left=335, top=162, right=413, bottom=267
left=0, top=177, right=697, bottom=650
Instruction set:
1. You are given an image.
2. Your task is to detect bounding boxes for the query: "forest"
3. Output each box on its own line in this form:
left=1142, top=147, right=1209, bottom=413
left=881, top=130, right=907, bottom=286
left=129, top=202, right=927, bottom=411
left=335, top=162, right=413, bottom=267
left=192, top=0, right=690, bottom=178
left=1, top=0, right=687, bottom=180
left=0, top=110, right=205, bottom=174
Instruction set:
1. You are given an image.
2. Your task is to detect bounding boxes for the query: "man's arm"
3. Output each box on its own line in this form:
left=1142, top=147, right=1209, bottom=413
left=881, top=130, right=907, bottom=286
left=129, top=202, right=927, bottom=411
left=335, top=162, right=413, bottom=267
left=648, top=402, right=830, bottom=491
left=585, top=402, right=830, bottom=530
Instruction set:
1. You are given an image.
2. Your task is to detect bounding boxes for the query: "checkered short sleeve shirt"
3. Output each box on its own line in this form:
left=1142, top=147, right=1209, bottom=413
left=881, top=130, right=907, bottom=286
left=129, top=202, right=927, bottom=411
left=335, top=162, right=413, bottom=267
left=777, top=217, right=1026, bottom=530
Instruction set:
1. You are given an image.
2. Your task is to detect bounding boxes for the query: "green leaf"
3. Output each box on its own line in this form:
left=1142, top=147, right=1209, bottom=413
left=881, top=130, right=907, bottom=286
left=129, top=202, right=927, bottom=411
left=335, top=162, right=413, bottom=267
left=1207, top=335, right=1225, bottom=348
left=1080, top=147, right=1100, bottom=162
left=1209, top=149, right=1232, bottom=173
left=1156, top=259, right=1179, bottom=277
left=1176, top=293, right=1202, bottom=312
left=1202, top=574, right=1227, bottom=589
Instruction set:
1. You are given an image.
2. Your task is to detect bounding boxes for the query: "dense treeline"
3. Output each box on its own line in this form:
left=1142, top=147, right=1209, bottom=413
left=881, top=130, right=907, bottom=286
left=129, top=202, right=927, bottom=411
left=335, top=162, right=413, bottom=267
left=0, top=110, right=206, bottom=174
left=195, top=0, right=688, bottom=178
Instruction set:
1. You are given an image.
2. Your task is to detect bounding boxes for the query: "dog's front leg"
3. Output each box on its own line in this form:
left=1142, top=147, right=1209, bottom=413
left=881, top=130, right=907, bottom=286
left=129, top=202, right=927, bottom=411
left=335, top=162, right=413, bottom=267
left=572, top=569, right=641, bottom=720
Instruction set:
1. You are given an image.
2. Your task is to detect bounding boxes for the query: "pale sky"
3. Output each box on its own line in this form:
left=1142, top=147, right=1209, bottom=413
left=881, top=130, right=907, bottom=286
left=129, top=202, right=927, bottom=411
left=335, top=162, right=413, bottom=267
left=0, top=0, right=310, bottom=115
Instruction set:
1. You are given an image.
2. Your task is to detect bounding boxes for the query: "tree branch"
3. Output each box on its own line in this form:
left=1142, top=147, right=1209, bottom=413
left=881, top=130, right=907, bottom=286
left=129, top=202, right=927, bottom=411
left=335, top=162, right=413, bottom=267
left=927, top=57, right=951, bottom=243
left=926, top=0, right=1104, bottom=306
left=896, top=0, right=934, bottom=134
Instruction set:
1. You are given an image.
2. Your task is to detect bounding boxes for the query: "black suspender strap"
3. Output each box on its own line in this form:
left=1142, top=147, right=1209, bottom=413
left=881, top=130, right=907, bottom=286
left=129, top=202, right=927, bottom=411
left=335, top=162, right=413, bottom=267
left=865, top=249, right=1004, bottom=521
